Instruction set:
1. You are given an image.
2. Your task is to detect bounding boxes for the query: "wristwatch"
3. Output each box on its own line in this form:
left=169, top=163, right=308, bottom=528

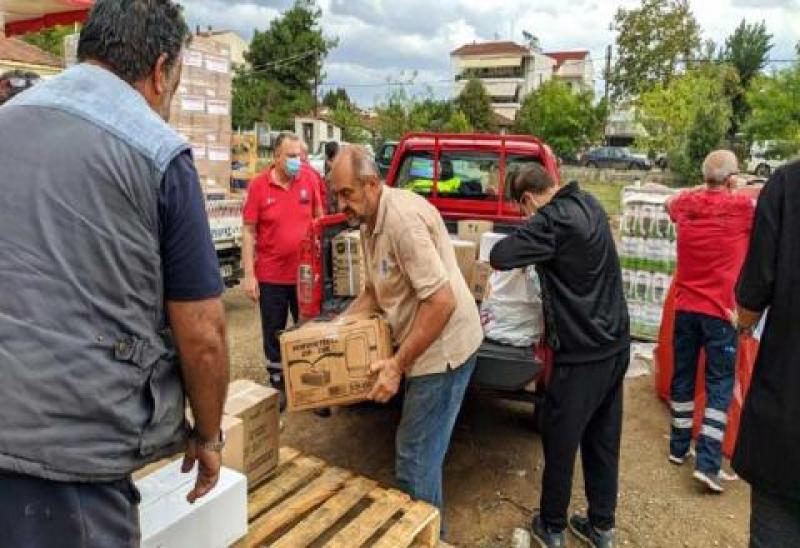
left=191, top=429, right=226, bottom=452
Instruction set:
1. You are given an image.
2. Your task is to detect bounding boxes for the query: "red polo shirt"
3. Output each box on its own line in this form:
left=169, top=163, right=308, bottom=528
left=243, top=167, right=321, bottom=284
left=668, top=188, right=755, bottom=320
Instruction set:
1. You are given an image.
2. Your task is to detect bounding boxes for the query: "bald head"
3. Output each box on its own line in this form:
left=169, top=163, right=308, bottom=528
left=702, top=150, right=739, bottom=187
left=331, top=145, right=382, bottom=227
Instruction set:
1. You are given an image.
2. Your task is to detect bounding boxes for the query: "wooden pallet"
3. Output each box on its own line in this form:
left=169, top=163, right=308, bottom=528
left=237, top=447, right=442, bottom=548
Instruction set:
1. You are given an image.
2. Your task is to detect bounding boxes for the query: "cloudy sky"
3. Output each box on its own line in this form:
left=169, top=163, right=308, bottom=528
left=181, top=0, right=800, bottom=107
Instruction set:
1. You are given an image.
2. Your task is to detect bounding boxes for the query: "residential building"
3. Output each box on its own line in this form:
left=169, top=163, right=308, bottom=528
left=450, top=41, right=594, bottom=121
left=606, top=107, right=646, bottom=147
left=0, top=36, right=62, bottom=78
left=543, top=50, right=594, bottom=93
left=197, top=27, right=249, bottom=68
left=294, top=114, right=342, bottom=156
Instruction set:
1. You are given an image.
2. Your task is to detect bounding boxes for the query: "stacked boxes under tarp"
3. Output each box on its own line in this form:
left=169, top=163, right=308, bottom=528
left=170, top=35, right=233, bottom=199
left=619, top=184, right=678, bottom=341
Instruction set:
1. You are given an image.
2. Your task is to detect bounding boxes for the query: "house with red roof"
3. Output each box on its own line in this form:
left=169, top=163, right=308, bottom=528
left=450, top=40, right=594, bottom=122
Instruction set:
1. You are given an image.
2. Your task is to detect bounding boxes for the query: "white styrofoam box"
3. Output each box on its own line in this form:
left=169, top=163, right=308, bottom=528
left=478, top=232, right=508, bottom=263
left=137, top=460, right=247, bottom=548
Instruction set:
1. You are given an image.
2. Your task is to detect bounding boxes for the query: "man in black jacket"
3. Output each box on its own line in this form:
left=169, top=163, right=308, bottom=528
left=490, top=164, right=629, bottom=548
left=733, top=160, right=800, bottom=547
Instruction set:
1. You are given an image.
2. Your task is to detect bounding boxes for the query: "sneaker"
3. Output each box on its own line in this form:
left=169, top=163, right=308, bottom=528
left=668, top=446, right=695, bottom=465
left=693, top=470, right=724, bottom=493
left=531, top=514, right=566, bottom=548
left=569, top=514, right=615, bottom=547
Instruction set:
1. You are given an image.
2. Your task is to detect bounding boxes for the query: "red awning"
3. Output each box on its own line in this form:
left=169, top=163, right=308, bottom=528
left=2, top=1, right=93, bottom=37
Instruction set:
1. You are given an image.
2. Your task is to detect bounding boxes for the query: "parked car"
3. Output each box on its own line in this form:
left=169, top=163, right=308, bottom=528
left=375, top=140, right=399, bottom=178
left=747, top=141, right=788, bottom=178
left=582, top=146, right=651, bottom=170
left=297, top=133, right=561, bottom=412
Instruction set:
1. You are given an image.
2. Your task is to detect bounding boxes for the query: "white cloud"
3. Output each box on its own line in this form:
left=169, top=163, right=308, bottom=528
left=180, top=0, right=800, bottom=106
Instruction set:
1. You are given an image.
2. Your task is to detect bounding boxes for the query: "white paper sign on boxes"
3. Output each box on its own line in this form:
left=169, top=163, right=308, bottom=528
left=137, top=460, right=247, bottom=548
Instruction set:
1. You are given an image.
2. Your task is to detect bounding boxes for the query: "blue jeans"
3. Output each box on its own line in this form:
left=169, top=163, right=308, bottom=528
left=670, top=311, right=737, bottom=474
left=750, top=488, right=800, bottom=547
left=395, top=353, right=476, bottom=518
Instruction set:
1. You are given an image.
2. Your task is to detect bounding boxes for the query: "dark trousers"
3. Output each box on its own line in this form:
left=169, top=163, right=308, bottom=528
left=258, top=282, right=298, bottom=376
left=0, top=472, right=140, bottom=548
left=670, top=311, right=737, bottom=474
left=750, top=488, right=800, bottom=547
left=540, top=349, right=629, bottom=532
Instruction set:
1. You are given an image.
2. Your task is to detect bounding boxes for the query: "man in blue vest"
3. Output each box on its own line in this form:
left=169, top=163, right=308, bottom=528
left=0, top=1, right=230, bottom=546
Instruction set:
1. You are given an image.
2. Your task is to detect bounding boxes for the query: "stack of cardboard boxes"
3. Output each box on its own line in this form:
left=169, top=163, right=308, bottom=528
left=170, top=35, right=233, bottom=199
left=332, top=230, right=366, bottom=297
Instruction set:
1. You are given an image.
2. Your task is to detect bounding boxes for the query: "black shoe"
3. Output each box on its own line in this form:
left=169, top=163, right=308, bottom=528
left=313, top=407, right=332, bottom=418
left=569, top=514, right=615, bottom=548
left=269, top=372, right=287, bottom=413
left=531, top=514, right=566, bottom=548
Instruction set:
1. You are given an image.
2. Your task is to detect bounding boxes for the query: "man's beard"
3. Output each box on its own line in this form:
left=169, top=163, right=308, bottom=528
left=343, top=207, right=365, bottom=228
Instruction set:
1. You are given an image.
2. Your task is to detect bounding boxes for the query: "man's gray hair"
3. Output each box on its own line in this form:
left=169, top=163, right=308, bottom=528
left=702, top=150, right=739, bottom=186
left=349, top=145, right=380, bottom=181
left=274, top=131, right=300, bottom=153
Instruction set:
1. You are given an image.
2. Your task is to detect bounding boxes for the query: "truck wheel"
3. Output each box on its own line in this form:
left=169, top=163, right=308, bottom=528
left=531, top=402, right=543, bottom=433
left=755, top=164, right=771, bottom=178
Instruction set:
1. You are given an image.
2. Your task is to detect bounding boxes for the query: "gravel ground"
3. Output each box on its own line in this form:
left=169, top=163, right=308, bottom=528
left=223, top=287, right=750, bottom=547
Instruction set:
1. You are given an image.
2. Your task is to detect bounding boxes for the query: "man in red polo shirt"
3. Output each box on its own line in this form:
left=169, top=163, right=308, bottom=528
left=666, top=150, right=755, bottom=493
left=242, top=133, right=322, bottom=408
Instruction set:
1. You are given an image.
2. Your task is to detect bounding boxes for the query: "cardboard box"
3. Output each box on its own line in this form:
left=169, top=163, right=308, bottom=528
left=451, top=238, right=477, bottom=284
left=137, top=461, right=247, bottom=548
left=332, top=230, right=365, bottom=297
left=471, top=261, right=492, bottom=301
left=457, top=220, right=494, bottom=251
left=281, top=315, right=393, bottom=412
left=224, top=380, right=280, bottom=487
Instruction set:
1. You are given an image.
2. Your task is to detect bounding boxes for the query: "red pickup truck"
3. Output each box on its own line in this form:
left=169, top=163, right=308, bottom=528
left=297, top=132, right=560, bottom=406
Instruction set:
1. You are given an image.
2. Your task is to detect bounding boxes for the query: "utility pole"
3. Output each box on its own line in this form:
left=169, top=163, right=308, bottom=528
left=313, top=50, right=320, bottom=117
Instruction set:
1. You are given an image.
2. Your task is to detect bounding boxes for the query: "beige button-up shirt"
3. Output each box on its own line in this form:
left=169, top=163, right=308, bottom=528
left=362, top=186, right=483, bottom=377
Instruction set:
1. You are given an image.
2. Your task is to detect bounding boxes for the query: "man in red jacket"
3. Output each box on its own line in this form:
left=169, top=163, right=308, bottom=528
left=666, top=150, right=755, bottom=493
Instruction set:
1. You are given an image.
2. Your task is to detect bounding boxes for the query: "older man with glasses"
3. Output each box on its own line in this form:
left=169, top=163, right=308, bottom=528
left=665, top=150, right=755, bottom=494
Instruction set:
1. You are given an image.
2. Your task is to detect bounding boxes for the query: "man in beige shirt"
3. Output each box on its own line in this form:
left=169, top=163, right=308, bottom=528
left=330, top=146, right=483, bottom=522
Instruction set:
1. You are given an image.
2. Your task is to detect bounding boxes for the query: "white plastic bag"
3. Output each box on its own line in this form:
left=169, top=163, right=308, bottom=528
left=480, top=266, right=544, bottom=347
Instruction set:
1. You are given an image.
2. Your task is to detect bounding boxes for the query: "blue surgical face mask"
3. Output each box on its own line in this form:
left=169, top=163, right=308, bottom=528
left=286, top=157, right=301, bottom=177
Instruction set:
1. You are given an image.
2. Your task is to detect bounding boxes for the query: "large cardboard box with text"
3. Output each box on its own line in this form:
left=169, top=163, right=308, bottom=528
left=280, top=315, right=392, bottom=412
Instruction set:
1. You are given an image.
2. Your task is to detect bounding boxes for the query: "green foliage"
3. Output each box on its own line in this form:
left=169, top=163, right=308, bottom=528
left=611, top=0, right=702, bottom=101
left=373, top=86, right=456, bottom=140
left=443, top=110, right=472, bottom=133
left=232, top=0, right=337, bottom=129
left=744, top=63, right=800, bottom=157
left=322, top=87, right=351, bottom=110
left=513, top=80, right=607, bottom=159
left=21, top=25, right=79, bottom=59
left=329, top=100, right=370, bottom=143
left=721, top=19, right=774, bottom=137
left=455, top=78, right=494, bottom=132
left=637, top=66, right=734, bottom=183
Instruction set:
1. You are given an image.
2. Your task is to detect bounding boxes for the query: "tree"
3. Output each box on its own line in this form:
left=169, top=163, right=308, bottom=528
left=611, top=0, right=702, bottom=101
left=744, top=63, right=800, bottom=157
left=373, top=85, right=457, bottom=139
left=455, top=78, right=494, bottom=132
left=21, top=24, right=79, bottom=59
left=637, top=66, right=734, bottom=183
left=233, top=0, right=337, bottom=129
left=721, top=19, right=773, bottom=137
left=322, top=87, right=351, bottom=110
left=513, top=80, right=607, bottom=160
left=443, top=110, right=472, bottom=133
left=329, top=100, right=370, bottom=143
